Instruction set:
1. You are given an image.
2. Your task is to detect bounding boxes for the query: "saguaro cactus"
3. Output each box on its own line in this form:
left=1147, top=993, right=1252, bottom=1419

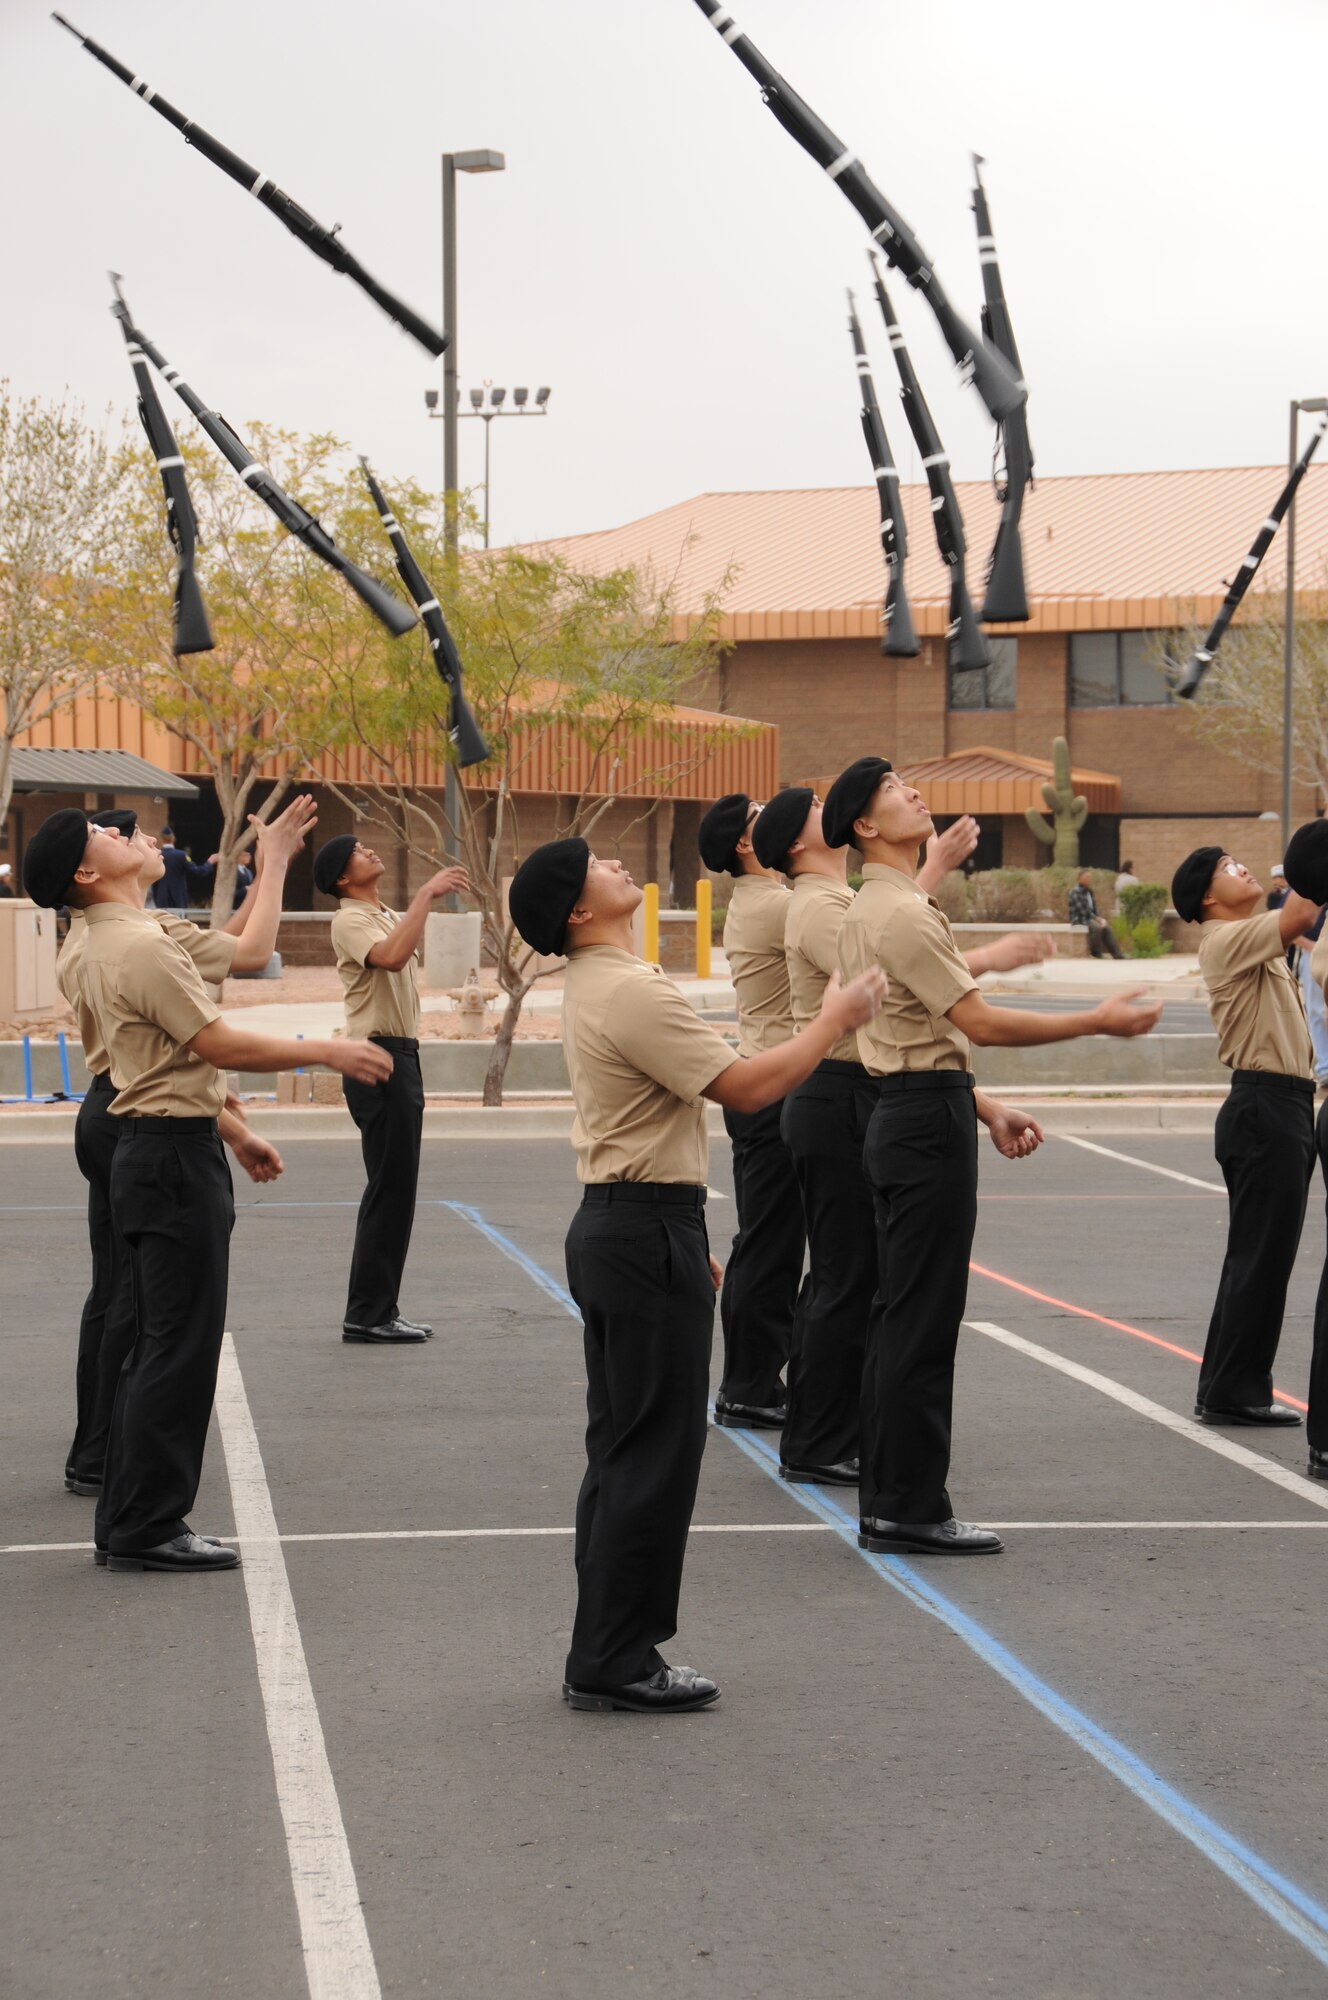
left=1025, top=736, right=1088, bottom=868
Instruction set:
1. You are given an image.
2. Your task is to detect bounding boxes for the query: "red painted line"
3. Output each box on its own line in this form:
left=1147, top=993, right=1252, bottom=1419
left=968, top=1260, right=1309, bottom=1414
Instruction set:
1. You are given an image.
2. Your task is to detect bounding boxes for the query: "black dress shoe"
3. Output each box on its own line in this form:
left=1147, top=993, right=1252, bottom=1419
left=342, top=1318, right=430, bottom=1344
left=858, top=1516, right=1004, bottom=1556
left=714, top=1395, right=787, bottom=1431
left=1309, top=1448, right=1328, bottom=1481
left=95, top=1530, right=224, bottom=1569
left=397, top=1315, right=434, bottom=1339
left=106, top=1533, right=239, bottom=1573
left=562, top=1665, right=720, bottom=1714
left=779, top=1458, right=859, bottom=1487
left=64, top=1468, right=102, bottom=1496
left=1194, top=1401, right=1302, bottom=1427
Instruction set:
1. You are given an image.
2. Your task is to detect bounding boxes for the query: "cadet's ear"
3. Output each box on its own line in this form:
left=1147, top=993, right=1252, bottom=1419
left=853, top=814, right=878, bottom=843
left=565, top=901, right=594, bottom=932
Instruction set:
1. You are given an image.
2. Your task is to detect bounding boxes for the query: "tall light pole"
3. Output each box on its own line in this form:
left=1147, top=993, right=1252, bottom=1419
left=1282, top=395, right=1328, bottom=853
left=431, top=383, right=552, bottom=547
left=438, top=148, right=503, bottom=889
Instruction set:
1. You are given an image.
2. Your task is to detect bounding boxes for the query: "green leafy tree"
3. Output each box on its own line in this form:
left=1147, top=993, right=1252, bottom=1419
left=0, top=384, right=133, bottom=831
left=312, top=489, right=745, bottom=1103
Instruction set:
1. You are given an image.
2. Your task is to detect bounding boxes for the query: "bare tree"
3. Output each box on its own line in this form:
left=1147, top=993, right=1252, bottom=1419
left=1168, top=585, right=1328, bottom=803
left=311, top=510, right=745, bottom=1103
left=0, top=384, right=132, bottom=829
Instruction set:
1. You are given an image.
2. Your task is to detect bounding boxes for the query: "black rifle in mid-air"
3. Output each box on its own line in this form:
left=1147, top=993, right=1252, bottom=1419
left=690, top=0, right=1025, bottom=425
left=358, top=457, right=490, bottom=768
left=57, top=14, right=447, bottom=356
left=111, top=277, right=213, bottom=655
left=846, top=292, right=916, bottom=657
left=872, top=259, right=990, bottom=673
left=971, top=155, right=1032, bottom=623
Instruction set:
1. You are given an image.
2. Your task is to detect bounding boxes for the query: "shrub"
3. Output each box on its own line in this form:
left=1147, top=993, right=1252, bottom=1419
left=968, top=868, right=1038, bottom=923
left=931, top=871, right=970, bottom=923
left=1124, top=916, right=1170, bottom=959
left=1119, top=882, right=1169, bottom=928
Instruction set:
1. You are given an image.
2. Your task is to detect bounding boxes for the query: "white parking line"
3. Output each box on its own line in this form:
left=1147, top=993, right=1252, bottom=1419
left=1054, top=1133, right=1223, bottom=1192
left=966, top=1318, right=1328, bottom=1513
left=215, top=1334, right=382, bottom=2000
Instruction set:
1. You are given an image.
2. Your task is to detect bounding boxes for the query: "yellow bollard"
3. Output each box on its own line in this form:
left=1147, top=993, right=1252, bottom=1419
left=695, top=879, right=712, bottom=979
left=643, top=881, right=660, bottom=965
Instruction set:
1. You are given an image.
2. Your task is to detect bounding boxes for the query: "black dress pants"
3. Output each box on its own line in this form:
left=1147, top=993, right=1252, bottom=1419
left=96, top=1119, right=235, bottom=1554
left=1199, top=1071, right=1314, bottom=1412
left=718, top=1099, right=804, bottom=1407
left=779, top=1060, right=878, bottom=1469
left=1308, top=1099, right=1328, bottom=1453
left=68, top=1075, right=137, bottom=1481
left=343, top=1039, right=424, bottom=1328
left=563, top=1185, right=714, bottom=1689
left=861, top=1074, right=979, bottom=1525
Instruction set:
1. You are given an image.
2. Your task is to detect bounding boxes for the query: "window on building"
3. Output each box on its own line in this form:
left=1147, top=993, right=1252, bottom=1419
left=949, top=636, right=1017, bottom=711
left=1069, top=631, right=1175, bottom=707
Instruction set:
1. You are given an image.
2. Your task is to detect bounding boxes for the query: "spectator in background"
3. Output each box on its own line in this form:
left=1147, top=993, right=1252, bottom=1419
left=149, top=825, right=213, bottom=913
left=0, top=863, right=14, bottom=898
left=200, top=847, right=255, bottom=912
left=1115, top=859, right=1141, bottom=896
left=1069, top=869, right=1124, bottom=959
left=1267, top=863, right=1288, bottom=912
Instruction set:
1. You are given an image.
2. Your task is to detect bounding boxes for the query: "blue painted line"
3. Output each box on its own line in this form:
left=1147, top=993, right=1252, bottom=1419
left=449, top=1198, right=1328, bottom=1974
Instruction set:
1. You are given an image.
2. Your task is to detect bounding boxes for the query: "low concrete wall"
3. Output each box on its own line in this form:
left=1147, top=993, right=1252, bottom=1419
left=0, top=1029, right=1225, bottom=1100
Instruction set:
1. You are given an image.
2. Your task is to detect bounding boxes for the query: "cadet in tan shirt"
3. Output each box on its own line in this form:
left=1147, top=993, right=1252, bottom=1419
left=1173, top=843, right=1320, bottom=1429
left=507, top=834, right=886, bottom=1716
left=827, top=756, right=1160, bottom=1558
left=23, top=809, right=390, bottom=1574
left=317, top=834, right=470, bottom=1344
left=698, top=793, right=805, bottom=1432
left=1290, top=821, right=1328, bottom=1480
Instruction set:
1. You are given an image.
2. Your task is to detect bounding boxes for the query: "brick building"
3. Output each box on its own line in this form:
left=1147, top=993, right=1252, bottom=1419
left=529, top=465, right=1328, bottom=890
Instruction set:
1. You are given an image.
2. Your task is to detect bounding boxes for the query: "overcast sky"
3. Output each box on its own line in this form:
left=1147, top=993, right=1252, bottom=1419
left=3, top=0, right=1327, bottom=550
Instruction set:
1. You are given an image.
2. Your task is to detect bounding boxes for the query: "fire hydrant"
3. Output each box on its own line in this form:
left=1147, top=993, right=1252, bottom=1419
left=445, top=966, right=500, bottom=1038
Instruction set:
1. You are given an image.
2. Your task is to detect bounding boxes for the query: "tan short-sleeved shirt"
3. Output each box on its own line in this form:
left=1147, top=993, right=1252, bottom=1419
left=331, top=899, right=421, bottom=1039
left=723, top=876, right=794, bottom=1057
left=1198, top=909, right=1312, bottom=1078
left=79, top=903, right=224, bottom=1117
left=1311, top=928, right=1328, bottom=1005
left=785, top=873, right=858, bottom=1062
left=563, top=944, right=740, bottom=1183
left=58, top=911, right=237, bottom=1077
left=838, top=863, right=979, bottom=1075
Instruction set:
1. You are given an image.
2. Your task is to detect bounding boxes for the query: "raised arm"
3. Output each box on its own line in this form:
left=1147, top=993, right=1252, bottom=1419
left=226, top=795, right=319, bottom=969
left=189, top=1018, right=392, bottom=1083
left=365, top=866, right=470, bottom=972
left=947, top=988, right=1162, bottom=1047
left=704, top=969, right=887, bottom=1113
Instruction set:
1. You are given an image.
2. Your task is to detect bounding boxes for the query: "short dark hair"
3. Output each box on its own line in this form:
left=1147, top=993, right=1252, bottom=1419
left=1122, top=859, right=1134, bottom=872
left=159, top=824, right=175, bottom=841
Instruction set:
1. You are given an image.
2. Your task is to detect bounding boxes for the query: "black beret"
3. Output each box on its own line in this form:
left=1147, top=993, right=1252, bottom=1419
left=822, top=757, right=894, bottom=849
left=313, top=833, right=359, bottom=897
left=1170, top=846, right=1223, bottom=924
left=698, top=793, right=751, bottom=875
left=508, top=837, right=589, bottom=957
left=22, top=808, right=90, bottom=908
left=89, top=807, right=138, bottom=838
left=1283, top=821, right=1328, bottom=905
left=751, top=788, right=814, bottom=872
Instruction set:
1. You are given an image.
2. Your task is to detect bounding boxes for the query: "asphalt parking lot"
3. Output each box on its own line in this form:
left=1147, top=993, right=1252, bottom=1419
left=6, top=1125, right=1328, bottom=1998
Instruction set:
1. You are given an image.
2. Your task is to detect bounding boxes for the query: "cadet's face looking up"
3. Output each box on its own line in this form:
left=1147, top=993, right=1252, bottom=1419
left=861, top=775, right=934, bottom=845
left=576, top=853, right=642, bottom=924
left=1204, top=855, right=1261, bottom=917
left=73, top=824, right=145, bottom=895
left=338, top=842, right=385, bottom=893
left=130, top=826, right=166, bottom=886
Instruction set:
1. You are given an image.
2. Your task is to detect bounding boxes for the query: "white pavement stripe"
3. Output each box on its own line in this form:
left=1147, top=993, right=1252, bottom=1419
left=966, top=1319, right=1328, bottom=1512
left=1055, top=1133, right=1223, bottom=1191
left=215, top=1335, right=382, bottom=2000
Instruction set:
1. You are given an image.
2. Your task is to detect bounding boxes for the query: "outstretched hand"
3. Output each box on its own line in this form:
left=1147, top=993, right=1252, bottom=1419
left=249, top=793, right=319, bottom=869
left=985, top=1105, right=1045, bottom=1160
left=1095, top=990, right=1164, bottom=1038
left=426, top=865, right=470, bottom=901
left=982, top=931, right=1057, bottom=973
left=821, top=967, right=889, bottom=1034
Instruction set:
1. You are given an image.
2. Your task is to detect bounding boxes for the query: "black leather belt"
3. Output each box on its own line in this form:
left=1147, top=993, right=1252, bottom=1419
left=118, top=1116, right=218, bottom=1134
left=878, top=1071, right=974, bottom=1093
left=1230, top=1069, right=1313, bottom=1096
left=89, top=1072, right=116, bottom=1094
left=581, top=1183, right=707, bottom=1209
left=370, top=1035, right=419, bottom=1053
left=815, top=1058, right=869, bottom=1077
